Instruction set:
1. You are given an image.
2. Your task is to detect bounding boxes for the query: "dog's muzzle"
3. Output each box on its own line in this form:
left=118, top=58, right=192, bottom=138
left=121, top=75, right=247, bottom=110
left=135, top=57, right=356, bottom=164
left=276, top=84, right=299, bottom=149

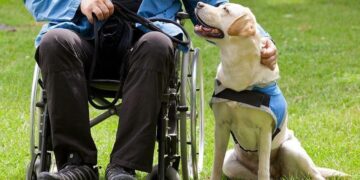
left=194, top=6, right=224, bottom=39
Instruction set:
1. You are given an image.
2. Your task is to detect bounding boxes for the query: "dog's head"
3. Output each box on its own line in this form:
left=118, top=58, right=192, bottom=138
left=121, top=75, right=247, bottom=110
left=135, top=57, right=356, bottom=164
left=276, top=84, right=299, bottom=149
left=194, top=2, right=257, bottom=42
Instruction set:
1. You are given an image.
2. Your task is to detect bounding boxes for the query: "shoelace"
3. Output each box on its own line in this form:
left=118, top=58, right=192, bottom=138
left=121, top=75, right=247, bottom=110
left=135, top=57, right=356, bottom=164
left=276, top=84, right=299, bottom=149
left=58, top=165, right=97, bottom=180
left=106, top=165, right=135, bottom=177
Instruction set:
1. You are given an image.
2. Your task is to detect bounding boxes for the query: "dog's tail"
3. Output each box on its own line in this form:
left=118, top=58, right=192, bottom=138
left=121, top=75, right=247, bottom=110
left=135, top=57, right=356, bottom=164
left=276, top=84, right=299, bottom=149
left=317, top=167, right=350, bottom=179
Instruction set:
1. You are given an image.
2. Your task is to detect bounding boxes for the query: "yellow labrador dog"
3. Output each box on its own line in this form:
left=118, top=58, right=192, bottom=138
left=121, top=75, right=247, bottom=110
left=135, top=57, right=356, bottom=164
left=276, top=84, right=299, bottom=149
left=194, top=2, right=349, bottom=180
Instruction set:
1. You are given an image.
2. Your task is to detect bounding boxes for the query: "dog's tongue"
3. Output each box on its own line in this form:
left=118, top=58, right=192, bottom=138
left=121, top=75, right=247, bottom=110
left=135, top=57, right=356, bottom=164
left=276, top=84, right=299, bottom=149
left=195, top=25, right=221, bottom=36
left=201, top=25, right=212, bottom=32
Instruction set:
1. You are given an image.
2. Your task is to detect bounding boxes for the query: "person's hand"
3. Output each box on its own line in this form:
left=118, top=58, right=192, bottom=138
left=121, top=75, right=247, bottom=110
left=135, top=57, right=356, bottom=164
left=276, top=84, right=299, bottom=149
left=260, top=38, right=278, bottom=70
left=80, top=0, right=114, bottom=23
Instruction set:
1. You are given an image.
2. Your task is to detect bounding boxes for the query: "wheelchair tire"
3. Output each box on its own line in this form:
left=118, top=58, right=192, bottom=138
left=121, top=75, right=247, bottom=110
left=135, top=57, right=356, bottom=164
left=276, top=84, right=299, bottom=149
left=26, top=156, right=38, bottom=180
left=27, top=153, right=53, bottom=180
left=179, top=48, right=205, bottom=180
left=28, top=65, right=42, bottom=180
left=147, top=165, right=180, bottom=180
left=27, top=65, right=56, bottom=179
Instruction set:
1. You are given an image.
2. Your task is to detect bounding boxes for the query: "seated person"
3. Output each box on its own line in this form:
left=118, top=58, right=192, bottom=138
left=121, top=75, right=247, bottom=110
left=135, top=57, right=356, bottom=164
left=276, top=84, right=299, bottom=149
left=24, top=0, right=277, bottom=179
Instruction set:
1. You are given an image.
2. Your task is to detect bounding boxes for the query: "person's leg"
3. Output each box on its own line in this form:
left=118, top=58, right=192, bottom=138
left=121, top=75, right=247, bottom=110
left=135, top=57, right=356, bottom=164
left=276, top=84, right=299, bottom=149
left=108, top=31, right=174, bottom=173
left=36, top=28, right=97, bottom=169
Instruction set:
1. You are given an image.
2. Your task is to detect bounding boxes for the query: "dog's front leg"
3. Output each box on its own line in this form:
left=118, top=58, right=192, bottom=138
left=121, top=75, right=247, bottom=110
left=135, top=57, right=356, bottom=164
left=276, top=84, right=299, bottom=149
left=211, top=121, right=231, bottom=180
left=258, top=125, right=272, bottom=180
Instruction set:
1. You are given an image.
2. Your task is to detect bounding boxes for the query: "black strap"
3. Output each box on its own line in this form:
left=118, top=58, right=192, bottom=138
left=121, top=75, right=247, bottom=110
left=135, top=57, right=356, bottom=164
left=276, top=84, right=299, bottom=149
left=231, top=131, right=258, bottom=152
left=88, top=15, right=122, bottom=110
left=231, top=129, right=281, bottom=152
left=213, top=89, right=270, bottom=107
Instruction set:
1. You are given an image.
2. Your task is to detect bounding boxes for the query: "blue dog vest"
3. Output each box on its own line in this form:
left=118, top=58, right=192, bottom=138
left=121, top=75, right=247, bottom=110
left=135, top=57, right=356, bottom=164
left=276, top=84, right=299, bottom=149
left=210, top=81, right=287, bottom=141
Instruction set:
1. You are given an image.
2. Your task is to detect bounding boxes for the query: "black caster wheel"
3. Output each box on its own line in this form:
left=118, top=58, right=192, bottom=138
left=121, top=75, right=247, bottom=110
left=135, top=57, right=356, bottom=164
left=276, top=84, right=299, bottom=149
left=147, top=165, right=180, bottom=180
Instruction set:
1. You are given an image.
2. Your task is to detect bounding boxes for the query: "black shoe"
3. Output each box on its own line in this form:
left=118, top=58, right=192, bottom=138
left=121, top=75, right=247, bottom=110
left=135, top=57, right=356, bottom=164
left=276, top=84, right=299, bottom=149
left=38, top=165, right=99, bottom=180
left=105, top=164, right=136, bottom=180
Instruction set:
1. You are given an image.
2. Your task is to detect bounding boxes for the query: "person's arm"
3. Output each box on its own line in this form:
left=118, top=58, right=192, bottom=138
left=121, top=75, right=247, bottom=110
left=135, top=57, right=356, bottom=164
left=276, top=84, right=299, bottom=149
left=257, top=24, right=277, bottom=70
left=24, top=0, right=114, bottom=23
left=24, top=0, right=81, bottom=22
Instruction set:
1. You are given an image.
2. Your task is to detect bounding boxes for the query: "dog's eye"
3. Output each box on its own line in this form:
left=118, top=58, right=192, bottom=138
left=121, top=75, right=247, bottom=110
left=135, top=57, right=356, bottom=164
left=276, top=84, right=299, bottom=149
left=223, top=6, right=230, bottom=14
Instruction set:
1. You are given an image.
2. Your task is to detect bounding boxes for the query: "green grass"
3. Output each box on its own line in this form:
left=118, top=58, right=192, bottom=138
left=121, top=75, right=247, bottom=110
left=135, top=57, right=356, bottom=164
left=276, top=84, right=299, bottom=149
left=0, top=0, right=359, bottom=179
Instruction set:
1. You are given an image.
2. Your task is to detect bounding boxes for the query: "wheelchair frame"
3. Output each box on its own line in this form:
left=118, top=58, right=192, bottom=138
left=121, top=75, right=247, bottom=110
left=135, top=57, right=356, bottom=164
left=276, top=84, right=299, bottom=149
left=26, top=15, right=205, bottom=180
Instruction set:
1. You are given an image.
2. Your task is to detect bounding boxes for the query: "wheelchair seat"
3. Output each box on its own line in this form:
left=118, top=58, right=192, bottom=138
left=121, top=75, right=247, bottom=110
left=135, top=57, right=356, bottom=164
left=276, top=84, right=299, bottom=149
left=89, top=79, right=121, bottom=92
left=88, top=79, right=122, bottom=101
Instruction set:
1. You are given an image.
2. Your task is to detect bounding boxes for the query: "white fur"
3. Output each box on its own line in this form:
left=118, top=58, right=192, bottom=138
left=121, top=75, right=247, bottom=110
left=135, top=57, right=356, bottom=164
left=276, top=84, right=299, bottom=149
left=195, top=2, right=349, bottom=180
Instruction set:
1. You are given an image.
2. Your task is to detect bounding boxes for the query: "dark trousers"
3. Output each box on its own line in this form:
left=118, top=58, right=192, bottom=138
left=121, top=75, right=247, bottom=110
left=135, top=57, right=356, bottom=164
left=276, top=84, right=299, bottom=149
left=36, top=28, right=174, bottom=172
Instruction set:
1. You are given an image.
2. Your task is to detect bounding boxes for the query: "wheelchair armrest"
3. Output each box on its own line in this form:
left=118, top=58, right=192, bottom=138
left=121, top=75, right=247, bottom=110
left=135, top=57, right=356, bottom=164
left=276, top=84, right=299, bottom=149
left=176, top=12, right=189, bottom=20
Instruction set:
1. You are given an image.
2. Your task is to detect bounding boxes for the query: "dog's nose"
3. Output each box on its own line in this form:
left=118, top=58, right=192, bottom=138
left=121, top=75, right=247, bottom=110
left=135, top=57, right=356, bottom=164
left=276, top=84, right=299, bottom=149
left=197, top=2, right=205, bottom=9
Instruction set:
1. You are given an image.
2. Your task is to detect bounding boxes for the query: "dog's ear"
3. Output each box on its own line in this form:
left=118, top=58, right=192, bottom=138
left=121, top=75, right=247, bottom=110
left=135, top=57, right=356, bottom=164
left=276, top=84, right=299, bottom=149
left=227, top=10, right=256, bottom=37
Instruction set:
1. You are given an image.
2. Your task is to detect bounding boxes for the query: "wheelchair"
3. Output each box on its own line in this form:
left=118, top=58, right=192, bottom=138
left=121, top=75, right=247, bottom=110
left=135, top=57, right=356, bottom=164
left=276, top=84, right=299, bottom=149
left=26, top=13, right=205, bottom=180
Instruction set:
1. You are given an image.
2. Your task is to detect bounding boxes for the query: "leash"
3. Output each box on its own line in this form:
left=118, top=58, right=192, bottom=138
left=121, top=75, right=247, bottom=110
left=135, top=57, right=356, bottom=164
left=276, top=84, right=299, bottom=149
left=88, top=2, right=191, bottom=109
left=112, top=1, right=191, bottom=46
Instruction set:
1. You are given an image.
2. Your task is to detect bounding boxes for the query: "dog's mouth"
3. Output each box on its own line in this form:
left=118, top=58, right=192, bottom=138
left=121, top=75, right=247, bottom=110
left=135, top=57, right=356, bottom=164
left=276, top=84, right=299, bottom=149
left=194, top=12, right=224, bottom=39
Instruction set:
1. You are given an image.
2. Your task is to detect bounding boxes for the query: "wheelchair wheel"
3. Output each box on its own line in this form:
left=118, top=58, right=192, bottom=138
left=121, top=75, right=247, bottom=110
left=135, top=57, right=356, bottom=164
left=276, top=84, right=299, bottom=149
left=179, top=48, right=205, bottom=180
left=27, top=65, right=56, bottom=180
left=147, top=165, right=180, bottom=180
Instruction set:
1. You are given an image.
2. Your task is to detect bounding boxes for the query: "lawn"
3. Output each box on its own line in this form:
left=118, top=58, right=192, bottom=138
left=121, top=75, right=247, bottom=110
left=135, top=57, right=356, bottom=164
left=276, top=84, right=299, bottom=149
left=0, top=0, right=359, bottom=179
